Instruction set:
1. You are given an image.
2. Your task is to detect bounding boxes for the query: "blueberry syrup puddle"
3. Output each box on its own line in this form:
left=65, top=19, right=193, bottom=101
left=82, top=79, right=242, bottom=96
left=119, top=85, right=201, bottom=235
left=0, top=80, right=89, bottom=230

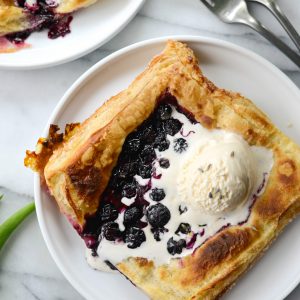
left=3, top=0, right=73, bottom=47
left=82, top=92, right=274, bottom=268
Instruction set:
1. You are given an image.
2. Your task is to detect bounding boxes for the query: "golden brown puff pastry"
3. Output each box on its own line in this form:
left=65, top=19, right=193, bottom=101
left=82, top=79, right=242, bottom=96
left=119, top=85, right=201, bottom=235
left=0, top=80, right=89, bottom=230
left=0, top=0, right=96, bottom=37
left=0, top=6, right=30, bottom=36
left=25, top=40, right=300, bottom=299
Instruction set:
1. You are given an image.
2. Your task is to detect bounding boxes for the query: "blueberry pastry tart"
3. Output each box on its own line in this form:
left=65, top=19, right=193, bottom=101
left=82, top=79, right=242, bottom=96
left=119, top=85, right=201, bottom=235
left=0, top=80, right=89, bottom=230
left=0, top=0, right=96, bottom=49
left=25, top=41, right=300, bottom=300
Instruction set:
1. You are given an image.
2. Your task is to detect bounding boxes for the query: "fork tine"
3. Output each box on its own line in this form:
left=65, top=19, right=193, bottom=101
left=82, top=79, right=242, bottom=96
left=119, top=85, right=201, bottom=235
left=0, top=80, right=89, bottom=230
left=200, top=0, right=215, bottom=10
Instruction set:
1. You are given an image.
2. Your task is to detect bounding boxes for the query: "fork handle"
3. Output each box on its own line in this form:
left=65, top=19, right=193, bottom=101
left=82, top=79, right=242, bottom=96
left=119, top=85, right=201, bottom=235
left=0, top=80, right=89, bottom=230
left=257, top=0, right=300, bottom=51
left=242, top=16, right=300, bottom=68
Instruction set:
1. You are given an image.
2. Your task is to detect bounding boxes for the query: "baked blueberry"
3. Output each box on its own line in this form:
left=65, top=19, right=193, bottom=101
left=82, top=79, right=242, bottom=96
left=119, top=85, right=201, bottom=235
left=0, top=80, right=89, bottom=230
left=140, top=145, right=156, bottom=163
left=139, top=125, right=156, bottom=144
left=122, top=183, right=137, bottom=198
left=48, top=15, right=73, bottom=39
left=163, top=118, right=182, bottom=136
left=174, top=138, right=188, bottom=153
left=147, top=203, right=171, bottom=228
left=167, top=237, right=186, bottom=255
left=138, top=164, right=153, bottom=179
left=149, top=188, right=166, bottom=202
left=154, top=134, right=170, bottom=152
left=116, top=162, right=138, bottom=178
left=125, top=138, right=141, bottom=153
left=157, top=104, right=172, bottom=120
left=124, top=206, right=143, bottom=226
left=125, top=227, right=146, bottom=249
left=102, top=222, right=121, bottom=241
left=159, top=158, right=170, bottom=169
left=100, top=203, right=118, bottom=223
left=175, top=223, right=191, bottom=235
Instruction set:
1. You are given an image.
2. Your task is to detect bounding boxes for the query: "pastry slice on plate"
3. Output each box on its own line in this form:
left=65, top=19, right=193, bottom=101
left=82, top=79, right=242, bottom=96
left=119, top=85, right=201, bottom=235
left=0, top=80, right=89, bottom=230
left=0, top=0, right=96, bottom=50
left=25, top=40, right=300, bottom=299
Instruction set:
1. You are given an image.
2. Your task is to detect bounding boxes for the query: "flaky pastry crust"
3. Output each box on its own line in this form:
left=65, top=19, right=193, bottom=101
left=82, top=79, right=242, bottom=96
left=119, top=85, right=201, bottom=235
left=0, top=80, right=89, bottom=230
left=0, top=0, right=96, bottom=36
left=0, top=6, right=30, bottom=36
left=25, top=40, right=300, bottom=299
left=55, top=0, right=96, bottom=14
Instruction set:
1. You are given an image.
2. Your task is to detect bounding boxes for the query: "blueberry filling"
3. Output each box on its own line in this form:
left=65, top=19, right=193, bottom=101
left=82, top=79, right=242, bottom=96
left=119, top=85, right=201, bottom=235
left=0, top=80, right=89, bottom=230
left=147, top=203, right=171, bottom=228
left=140, top=145, right=156, bottom=163
left=167, top=237, right=186, bottom=255
left=149, top=188, right=166, bottom=202
left=157, top=103, right=172, bottom=120
left=114, top=162, right=138, bottom=179
left=159, top=158, right=170, bottom=169
left=122, top=182, right=137, bottom=198
left=47, top=15, right=73, bottom=39
left=124, top=138, right=141, bottom=153
left=123, top=206, right=143, bottom=227
left=138, top=164, right=153, bottom=179
left=138, top=125, right=156, bottom=144
left=4, top=0, right=73, bottom=44
left=186, top=233, right=198, bottom=250
left=82, top=94, right=186, bottom=250
left=125, top=227, right=146, bottom=249
left=154, top=134, right=170, bottom=152
left=5, top=30, right=31, bottom=44
left=175, top=223, right=191, bottom=235
left=100, top=203, right=118, bottom=223
left=162, top=118, right=182, bottom=136
left=101, top=222, right=122, bottom=241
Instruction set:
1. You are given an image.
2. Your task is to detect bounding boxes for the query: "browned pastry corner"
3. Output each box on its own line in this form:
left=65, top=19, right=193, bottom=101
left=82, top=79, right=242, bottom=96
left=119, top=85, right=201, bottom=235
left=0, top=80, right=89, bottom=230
left=25, top=40, right=300, bottom=299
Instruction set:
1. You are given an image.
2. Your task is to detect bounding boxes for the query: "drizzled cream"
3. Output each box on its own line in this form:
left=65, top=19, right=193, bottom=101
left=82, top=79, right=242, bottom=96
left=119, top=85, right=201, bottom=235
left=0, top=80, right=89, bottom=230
left=87, top=106, right=273, bottom=271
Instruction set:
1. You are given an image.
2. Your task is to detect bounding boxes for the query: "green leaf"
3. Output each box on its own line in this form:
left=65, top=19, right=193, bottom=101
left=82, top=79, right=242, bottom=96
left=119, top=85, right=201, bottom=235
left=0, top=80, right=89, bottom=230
left=0, top=195, right=3, bottom=201
left=0, top=202, right=35, bottom=251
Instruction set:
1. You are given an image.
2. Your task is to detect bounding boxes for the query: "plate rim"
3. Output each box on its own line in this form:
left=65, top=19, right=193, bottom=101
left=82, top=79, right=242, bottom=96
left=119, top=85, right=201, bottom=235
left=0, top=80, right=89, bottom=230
left=34, top=35, right=300, bottom=300
left=0, top=0, right=145, bottom=70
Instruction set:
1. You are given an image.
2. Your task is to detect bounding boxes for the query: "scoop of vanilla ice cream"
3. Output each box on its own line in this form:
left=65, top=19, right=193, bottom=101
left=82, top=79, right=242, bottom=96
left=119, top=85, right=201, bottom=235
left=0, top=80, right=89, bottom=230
left=177, top=134, right=255, bottom=214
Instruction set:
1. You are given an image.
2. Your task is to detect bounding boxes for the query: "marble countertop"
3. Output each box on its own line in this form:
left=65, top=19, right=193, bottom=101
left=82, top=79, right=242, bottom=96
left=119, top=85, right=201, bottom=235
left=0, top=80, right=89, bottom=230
left=1, top=0, right=300, bottom=299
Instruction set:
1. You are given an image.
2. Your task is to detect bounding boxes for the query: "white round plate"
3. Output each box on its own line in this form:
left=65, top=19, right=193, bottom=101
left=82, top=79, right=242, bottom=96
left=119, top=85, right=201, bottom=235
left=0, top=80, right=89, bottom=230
left=35, top=36, right=300, bottom=300
left=0, top=0, right=145, bottom=70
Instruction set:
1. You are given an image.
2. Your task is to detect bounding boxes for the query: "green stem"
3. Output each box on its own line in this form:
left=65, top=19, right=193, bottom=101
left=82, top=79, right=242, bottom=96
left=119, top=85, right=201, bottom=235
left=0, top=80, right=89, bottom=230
left=0, top=202, right=35, bottom=251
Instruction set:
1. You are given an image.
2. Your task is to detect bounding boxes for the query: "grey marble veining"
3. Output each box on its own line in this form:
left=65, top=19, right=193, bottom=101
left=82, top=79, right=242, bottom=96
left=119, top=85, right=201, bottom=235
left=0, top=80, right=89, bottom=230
left=0, top=0, right=300, bottom=299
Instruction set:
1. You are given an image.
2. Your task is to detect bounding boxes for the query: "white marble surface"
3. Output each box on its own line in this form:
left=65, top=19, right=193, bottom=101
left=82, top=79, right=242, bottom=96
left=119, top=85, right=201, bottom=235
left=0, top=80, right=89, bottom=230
left=0, top=0, right=300, bottom=299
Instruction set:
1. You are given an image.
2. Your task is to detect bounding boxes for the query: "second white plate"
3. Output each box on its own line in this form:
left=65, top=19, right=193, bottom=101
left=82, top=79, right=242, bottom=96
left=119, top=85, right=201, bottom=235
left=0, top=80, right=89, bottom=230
left=0, top=0, right=145, bottom=69
left=35, top=36, right=300, bottom=300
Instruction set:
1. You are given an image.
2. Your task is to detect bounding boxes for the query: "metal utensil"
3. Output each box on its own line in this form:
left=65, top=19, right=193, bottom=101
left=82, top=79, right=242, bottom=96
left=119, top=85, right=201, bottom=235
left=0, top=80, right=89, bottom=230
left=200, top=0, right=300, bottom=68
left=248, top=0, right=300, bottom=51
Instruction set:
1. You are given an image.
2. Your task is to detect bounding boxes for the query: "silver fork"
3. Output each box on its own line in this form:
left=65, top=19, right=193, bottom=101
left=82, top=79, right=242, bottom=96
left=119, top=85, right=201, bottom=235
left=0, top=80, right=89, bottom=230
left=248, top=0, right=300, bottom=51
left=200, top=0, right=300, bottom=68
